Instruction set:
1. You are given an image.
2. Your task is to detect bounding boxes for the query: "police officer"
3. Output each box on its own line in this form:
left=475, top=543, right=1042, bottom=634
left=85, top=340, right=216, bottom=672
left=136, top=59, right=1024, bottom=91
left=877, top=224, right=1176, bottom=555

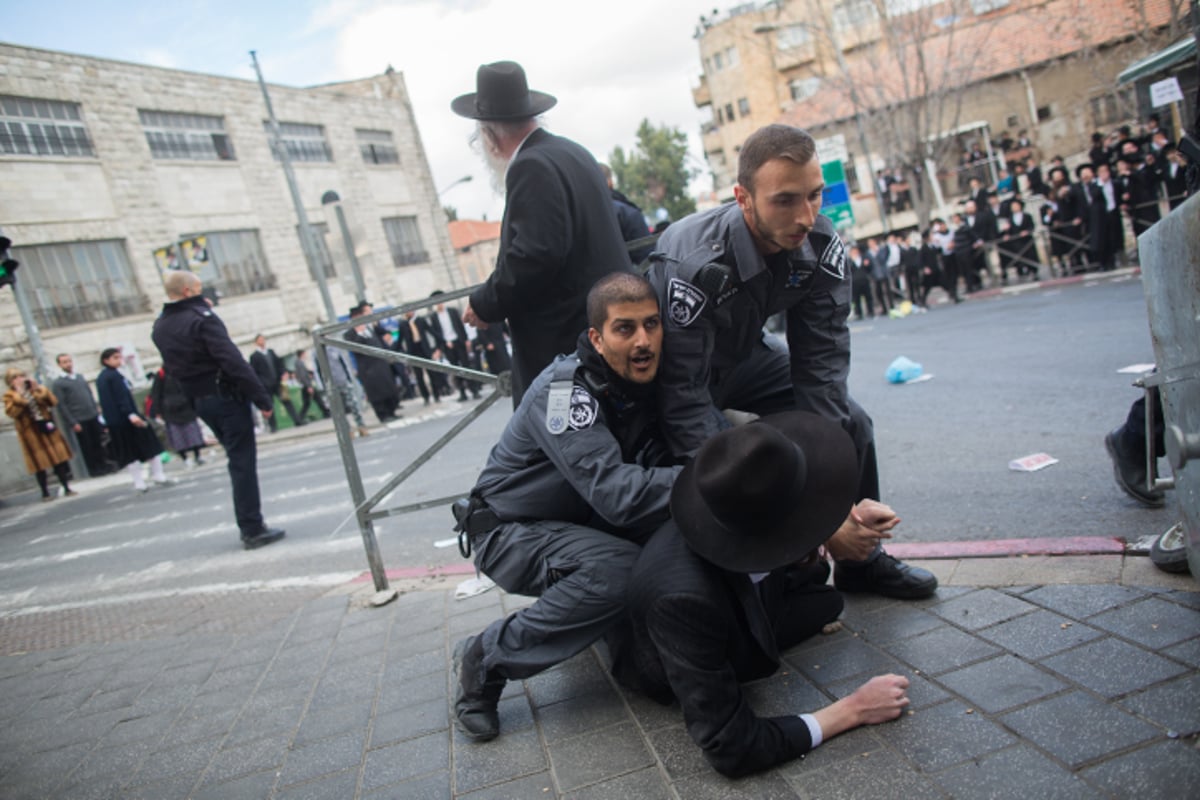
left=646, top=123, right=936, bottom=600
left=452, top=272, right=680, bottom=742
left=151, top=271, right=284, bottom=550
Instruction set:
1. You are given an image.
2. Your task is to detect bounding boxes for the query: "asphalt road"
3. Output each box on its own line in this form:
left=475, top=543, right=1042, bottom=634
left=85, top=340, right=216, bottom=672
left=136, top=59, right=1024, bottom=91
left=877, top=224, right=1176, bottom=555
left=0, top=272, right=1172, bottom=621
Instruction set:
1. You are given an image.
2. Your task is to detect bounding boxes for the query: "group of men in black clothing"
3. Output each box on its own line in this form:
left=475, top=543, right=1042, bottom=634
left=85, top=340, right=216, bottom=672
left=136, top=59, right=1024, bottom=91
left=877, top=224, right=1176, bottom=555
left=342, top=295, right=510, bottom=423
left=850, top=115, right=1192, bottom=309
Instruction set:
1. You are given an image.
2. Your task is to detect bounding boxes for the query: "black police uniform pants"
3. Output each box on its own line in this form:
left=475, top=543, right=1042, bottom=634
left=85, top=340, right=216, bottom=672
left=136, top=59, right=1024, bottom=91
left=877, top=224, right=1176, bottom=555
left=473, top=519, right=641, bottom=681
left=194, top=394, right=264, bottom=535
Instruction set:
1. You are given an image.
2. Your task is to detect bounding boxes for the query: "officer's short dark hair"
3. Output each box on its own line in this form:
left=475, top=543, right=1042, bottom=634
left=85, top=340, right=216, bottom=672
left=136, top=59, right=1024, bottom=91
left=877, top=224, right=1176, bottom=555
left=587, top=273, right=657, bottom=330
left=100, top=347, right=120, bottom=363
left=737, top=125, right=816, bottom=194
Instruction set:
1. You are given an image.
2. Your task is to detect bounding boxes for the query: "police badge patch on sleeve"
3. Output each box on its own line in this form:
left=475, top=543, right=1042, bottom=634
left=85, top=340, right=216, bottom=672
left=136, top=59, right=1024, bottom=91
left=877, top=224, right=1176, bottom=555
left=668, top=278, right=706, bottom=327
left=820, top=236, right=847, bottom=280
left=567, top=385, right=599, bottom=430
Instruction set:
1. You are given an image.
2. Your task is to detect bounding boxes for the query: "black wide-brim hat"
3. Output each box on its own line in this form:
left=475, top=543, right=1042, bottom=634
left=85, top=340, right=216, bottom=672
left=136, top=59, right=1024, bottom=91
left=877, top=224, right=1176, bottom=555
left=670, top=411, right=858, bottom=573
left=451, top=61, right=557, bottom=121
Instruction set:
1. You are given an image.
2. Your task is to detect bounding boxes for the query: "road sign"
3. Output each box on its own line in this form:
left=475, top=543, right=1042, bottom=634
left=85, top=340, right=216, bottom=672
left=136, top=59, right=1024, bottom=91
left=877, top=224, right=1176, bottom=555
left=819, top=155, right=855, bottom=230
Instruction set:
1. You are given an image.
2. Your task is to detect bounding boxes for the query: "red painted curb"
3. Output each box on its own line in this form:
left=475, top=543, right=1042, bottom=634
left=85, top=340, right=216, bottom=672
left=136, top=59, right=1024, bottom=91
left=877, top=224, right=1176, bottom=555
left=351, top=563, right=477, bottom=583
left=885, top=536, right=1126, bottom=560
left=352, top=536, right=1129, bottom=584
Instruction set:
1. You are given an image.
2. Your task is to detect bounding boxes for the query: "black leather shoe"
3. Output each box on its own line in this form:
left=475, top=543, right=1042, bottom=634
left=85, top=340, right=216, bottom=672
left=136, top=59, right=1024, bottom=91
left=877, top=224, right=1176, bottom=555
left=453, top=636, right=505, bottom=741
left=1105, top=429, right=1164, bottom=508
left=835, top=552, right=938, bottom=599
left=241, top=527, right=286, bottom=550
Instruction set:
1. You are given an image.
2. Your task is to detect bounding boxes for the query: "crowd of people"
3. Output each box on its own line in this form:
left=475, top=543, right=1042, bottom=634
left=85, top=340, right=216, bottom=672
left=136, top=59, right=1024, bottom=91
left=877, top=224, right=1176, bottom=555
left=4, top=55, right=1190, bottom=779
left=857, top=113, right=1192, bottom=313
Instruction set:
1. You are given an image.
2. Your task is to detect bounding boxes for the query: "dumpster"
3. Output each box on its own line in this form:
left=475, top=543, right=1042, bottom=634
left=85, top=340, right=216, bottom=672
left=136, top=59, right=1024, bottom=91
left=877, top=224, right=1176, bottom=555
left=1137, top=191, right=1200, bottom=575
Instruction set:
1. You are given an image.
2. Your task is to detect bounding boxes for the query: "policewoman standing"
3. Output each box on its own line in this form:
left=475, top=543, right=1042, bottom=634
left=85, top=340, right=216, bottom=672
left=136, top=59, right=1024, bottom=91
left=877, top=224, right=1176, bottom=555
left=151, top=270, right=284, bottom=550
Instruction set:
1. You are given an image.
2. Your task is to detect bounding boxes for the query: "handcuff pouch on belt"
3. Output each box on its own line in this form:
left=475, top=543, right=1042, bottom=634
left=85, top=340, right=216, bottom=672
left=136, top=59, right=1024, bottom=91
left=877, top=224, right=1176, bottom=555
left=452, top=494, right=501, bottom=559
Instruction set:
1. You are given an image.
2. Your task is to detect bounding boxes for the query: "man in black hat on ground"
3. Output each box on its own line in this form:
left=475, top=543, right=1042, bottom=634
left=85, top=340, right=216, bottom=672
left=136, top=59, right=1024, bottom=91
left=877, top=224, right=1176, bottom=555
left=452, top=60, right=632, bottom=407
left=616, top=411, right=911, bottom=777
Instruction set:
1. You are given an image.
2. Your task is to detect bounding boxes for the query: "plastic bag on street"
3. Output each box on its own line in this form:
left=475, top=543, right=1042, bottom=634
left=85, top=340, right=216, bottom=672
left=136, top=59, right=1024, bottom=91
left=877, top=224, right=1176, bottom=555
left=886, top=356, right=923, bottom=384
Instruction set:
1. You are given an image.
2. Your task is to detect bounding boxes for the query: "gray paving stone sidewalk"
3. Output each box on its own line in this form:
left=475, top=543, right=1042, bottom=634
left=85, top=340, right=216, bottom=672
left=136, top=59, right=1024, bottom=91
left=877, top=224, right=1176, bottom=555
left=0, top=578, right=1198, bottom=799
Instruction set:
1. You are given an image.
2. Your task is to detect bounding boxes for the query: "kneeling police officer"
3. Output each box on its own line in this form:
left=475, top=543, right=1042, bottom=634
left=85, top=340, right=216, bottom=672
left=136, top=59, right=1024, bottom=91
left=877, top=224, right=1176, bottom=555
left=452, top=272, right=680, bottom=741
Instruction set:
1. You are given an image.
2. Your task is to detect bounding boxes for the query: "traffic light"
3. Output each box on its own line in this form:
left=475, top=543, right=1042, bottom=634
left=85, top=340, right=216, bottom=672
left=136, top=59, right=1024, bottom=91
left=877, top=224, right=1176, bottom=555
left=0, top=237, right=18, bottom=289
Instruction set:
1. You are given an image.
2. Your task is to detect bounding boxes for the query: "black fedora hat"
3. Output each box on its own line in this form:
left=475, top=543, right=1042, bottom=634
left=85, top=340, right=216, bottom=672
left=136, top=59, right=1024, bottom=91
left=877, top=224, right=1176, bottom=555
left=670, top=411, right=858, bottom=573
left=451, top=61, right=557, bottom=121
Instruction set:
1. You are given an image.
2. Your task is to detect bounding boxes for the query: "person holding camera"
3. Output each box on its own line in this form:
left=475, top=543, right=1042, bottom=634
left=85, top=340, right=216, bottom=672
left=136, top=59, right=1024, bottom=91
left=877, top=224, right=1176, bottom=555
left=3, top=367, right=76, bottom=501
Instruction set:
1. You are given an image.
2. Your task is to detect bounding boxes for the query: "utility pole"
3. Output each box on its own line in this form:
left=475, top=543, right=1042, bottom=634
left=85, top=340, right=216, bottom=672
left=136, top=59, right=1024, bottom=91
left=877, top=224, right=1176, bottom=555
left=251, top=51, right=337, bottom=322
left=0, top=231, right=51, bottom=382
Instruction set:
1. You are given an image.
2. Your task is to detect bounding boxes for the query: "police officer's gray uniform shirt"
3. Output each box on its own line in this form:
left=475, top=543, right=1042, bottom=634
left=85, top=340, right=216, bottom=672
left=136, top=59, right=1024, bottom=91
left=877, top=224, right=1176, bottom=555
left=647, top=203, right=850, bottom=458
left=467, top=346, right=681, bottom=681
left=474, top=353, right=680, bottom=531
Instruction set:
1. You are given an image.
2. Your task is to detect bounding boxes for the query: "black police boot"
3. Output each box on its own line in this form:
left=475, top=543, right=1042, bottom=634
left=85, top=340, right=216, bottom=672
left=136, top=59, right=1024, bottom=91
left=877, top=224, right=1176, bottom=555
left=835, top=552, right=938, bottom=599
left=453, top=635, right=505, bottom=741
left=241, top=527, right=286, bottom=550
left=1104, top=429, right=1165, bottom=508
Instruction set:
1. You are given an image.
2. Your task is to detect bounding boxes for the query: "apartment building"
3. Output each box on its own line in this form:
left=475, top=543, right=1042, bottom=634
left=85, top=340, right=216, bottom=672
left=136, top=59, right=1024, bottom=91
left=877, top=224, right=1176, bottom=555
left=690, top=0, right=1187, bottom=229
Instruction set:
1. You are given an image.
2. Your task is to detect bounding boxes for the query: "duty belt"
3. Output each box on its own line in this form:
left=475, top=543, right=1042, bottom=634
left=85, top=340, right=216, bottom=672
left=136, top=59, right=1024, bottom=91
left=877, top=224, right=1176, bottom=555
left=451, top=495, right=502, bottom=558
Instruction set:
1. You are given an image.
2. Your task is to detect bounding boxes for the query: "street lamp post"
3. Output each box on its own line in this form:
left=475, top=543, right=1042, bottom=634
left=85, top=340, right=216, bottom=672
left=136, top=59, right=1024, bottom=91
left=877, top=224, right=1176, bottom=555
left=321, top=190, right=367, bottom=304
left=437, top=174, right=473, bottom=197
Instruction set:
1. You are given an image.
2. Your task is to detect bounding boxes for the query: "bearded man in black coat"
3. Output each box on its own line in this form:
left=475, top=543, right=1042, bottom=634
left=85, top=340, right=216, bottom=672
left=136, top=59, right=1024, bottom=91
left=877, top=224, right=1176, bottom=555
left=453, top=61, right=632, bottom=406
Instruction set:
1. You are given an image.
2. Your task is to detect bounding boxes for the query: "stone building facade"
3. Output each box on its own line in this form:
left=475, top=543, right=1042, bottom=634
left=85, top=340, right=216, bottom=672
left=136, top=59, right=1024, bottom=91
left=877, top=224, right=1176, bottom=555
left=0, top=43, right=465, bottom=492
left=0, top=43, right=458, bottom=383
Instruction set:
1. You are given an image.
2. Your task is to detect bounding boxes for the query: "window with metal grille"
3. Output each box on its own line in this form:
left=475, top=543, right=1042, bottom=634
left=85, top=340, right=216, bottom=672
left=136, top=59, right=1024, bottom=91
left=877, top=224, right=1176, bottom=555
left=297, top=221, right=336, bottom=279
left=1089, top=89, right=1134, bottom=128
left=777, top=25, right=812, bottom=50
left=790, top=77, right=822, bottom=102
left=180, top=229, right=277, bottom=298
left=10, top=239, right=146, bottom=328
left=264, top=121, right=333, bottom=163
left=356, top=129, right=399, bottom=165
left=833, top=0, right=878, bottom=31
left=0, top=95, right=95, bottom=157
left=139, top=109, right=235, bottom=161
left=381, top=216, right=428, bottom=266
left=738, top=97, right=751, bottom=116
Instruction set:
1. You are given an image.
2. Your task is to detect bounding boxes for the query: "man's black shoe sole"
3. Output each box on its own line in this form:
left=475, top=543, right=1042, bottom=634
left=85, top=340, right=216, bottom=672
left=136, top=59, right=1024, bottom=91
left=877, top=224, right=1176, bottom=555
left=242, top=530, right=285, bottom=550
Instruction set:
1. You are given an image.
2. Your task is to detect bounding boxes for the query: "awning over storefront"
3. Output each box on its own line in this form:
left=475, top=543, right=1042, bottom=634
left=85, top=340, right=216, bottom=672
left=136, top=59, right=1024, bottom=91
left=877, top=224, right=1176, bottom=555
left=1118, top=35, right=1197, bottom=85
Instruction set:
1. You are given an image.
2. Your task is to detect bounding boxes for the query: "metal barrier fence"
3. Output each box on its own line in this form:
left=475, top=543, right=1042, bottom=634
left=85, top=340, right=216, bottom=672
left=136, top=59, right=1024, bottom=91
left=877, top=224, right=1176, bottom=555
left=310, top=284, right=507, bottom=605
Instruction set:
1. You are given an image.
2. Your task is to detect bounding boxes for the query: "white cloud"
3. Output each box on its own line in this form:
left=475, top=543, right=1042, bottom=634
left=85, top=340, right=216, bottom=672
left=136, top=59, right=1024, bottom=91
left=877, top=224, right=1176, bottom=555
left=324, top=0, right=719, bottom=220
left=135, top=47, right=179, bottom=69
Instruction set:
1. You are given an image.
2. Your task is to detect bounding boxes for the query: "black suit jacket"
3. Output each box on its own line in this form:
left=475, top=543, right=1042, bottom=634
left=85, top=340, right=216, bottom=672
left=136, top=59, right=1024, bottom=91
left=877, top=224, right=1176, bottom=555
left=620, top=522, right=815, bottom=777
left=425, top=307, right=469, bottom=352
left=249, top=348, right=284, bottom=394
left=468, top=127, right=631, bottom=406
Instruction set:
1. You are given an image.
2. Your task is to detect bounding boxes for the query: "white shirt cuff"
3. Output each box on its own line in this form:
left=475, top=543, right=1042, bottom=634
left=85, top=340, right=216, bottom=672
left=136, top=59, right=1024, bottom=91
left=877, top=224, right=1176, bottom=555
left=799, top=713, right=823, bottom=748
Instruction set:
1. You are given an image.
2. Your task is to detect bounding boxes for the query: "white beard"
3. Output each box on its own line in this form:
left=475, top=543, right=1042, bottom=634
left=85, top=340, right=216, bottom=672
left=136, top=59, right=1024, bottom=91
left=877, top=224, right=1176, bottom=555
left=471, top=125, right=512, bottom=196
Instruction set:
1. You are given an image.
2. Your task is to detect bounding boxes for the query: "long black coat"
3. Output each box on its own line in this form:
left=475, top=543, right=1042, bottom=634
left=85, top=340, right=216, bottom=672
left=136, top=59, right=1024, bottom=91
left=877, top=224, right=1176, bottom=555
left=468, top=128, right=631, bottom=406
left=618, top=522, right=824, bottom=777
left=344, top=326, right=398, bottom=407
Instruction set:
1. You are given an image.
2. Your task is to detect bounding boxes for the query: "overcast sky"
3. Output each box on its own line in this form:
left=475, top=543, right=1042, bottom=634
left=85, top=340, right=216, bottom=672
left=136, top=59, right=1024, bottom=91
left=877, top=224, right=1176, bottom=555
left=7, top=0, right=730, bottom=221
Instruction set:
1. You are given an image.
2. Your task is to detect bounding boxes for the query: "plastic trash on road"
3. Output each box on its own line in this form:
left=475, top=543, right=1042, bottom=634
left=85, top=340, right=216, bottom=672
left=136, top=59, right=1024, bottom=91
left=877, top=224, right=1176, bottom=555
left=455, top=575, right=496, bottom=600
left=886, top=355, right=923, bottom=384
left=1009, top=452, right=1059, bottom=471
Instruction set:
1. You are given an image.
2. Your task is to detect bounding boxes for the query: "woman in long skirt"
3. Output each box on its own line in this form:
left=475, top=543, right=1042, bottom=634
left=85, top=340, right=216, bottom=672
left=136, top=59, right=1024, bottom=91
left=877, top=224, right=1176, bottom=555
left=148, top=367, right=206, bottom=468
